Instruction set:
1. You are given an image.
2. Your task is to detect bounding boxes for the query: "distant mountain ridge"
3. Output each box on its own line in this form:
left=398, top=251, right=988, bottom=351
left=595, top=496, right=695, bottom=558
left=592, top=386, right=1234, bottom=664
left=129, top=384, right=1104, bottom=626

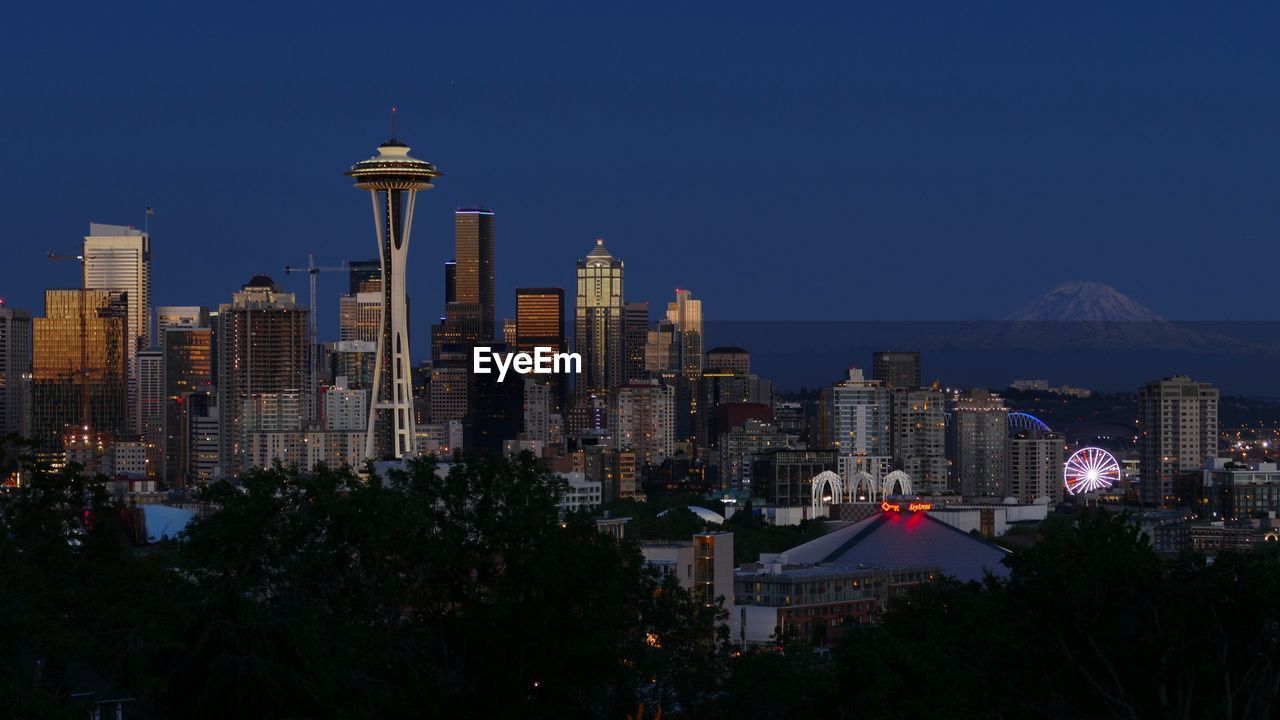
left=1007, top=281, right=1165, bottom=322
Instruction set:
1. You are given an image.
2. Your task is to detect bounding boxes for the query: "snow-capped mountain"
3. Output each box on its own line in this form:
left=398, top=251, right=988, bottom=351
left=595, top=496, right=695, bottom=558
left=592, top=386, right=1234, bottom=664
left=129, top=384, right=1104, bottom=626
left=1006, top=281, right=1165, bottom=322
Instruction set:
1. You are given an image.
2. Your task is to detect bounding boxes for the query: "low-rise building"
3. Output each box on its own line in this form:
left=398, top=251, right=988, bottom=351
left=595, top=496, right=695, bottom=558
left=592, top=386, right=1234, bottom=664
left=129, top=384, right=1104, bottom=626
left=641, top=532, right=734, bottom=606
left=731, top=562, right=935, bottom=648
left=556, top=471, right=602, bottom=513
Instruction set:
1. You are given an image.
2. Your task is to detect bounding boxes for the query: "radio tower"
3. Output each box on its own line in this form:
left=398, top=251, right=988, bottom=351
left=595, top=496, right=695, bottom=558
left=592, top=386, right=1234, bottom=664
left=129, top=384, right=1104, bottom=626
left=346, top=110, right=441, bottom=460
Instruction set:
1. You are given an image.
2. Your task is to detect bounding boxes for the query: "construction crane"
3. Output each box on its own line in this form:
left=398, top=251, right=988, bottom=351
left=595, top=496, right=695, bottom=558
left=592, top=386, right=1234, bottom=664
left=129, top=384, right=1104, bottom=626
left=283, top=254, right=348, bottom=395
left=46, top=250, right=90, bottom=429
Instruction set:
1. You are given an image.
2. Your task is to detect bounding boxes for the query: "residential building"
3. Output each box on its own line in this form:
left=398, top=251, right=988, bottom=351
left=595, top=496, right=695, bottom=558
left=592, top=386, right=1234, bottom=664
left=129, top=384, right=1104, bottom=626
left=215, top=275, right=311, bottom=478
left=1138, top=375, right=1219, bottom=506
left=952, top=389, right=1009, bottom=497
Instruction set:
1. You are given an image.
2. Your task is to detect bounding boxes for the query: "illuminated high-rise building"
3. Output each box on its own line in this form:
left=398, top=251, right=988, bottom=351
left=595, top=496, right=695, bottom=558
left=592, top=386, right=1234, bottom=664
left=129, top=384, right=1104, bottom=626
left=574, top=238, right=624, bottom=396
left=454, top=208, right=495, bottom=341
left=83, top=223, right=151, bottom=431
left=0, top=303, right=33, bottom=438
left=890, top=387, right=947, bottom=493
left=645, top=319, right=676, bottom=372
left=666, top=289, right=703, bottom=377
left=610, top=380, right=675, bottom=465
left=339, top=290, right=381, bottom=342
left=952, top=388, right=1009, bottom=497
left=31, top=290, right=129, bottom=451
left=515, top=288, right=565, bottom=353
left=1139, top=375, right=1219, bottom=506
left=1008, top=431, right=1064, bottom=503
left=827, top=368, right=890, bottom=456
left=215, top=276, right=310, bottom=478
left=346, top=130, right=440, bottom=460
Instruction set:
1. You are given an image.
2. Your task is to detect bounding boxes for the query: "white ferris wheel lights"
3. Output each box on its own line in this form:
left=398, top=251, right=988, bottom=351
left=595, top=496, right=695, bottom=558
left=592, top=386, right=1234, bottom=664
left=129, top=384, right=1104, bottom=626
left=1064, top=447, right=1121, bottom=495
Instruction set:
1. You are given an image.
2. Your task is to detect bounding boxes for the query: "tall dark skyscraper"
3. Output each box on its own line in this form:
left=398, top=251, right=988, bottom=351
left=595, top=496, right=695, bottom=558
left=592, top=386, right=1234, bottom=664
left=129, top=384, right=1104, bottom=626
left=346, top=132, right=440, bottom=460
left=454, top=208, right=495, bottom=341
left=163, top=325, right=212, bottom=485
left=443, top=261, right=457, bottom=304
left=873, top=351, right=921, bottom=389
left=347, top=259, right=381, bottom=294
left=0, top=303, right=32, bottom=438
left=623, top=301, right=649, bottom=383
left=215, top=276, right=310, bottom=479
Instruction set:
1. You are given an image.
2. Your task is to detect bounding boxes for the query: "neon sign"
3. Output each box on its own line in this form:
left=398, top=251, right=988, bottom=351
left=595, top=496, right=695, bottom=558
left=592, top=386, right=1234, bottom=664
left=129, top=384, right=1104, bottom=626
left=881, top=501, right=932, bottom=513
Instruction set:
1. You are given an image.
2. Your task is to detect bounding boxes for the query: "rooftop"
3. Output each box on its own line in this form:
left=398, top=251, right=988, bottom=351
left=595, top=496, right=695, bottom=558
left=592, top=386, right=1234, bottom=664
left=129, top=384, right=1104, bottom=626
left=781, top=509, right=1012, bottom=582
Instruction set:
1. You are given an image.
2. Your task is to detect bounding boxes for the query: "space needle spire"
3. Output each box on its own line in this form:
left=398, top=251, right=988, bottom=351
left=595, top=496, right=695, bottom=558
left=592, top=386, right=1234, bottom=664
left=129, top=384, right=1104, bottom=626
left=346, top=115, right=441, bottom=460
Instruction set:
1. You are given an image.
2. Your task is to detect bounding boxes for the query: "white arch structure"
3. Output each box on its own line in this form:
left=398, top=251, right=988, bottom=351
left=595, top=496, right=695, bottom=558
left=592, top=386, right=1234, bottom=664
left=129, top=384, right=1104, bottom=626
left=848, top=470, right=877, bottom=501
left=811, top=471, right=843, bottom=515
left=882, top=470, right=912, bottom=498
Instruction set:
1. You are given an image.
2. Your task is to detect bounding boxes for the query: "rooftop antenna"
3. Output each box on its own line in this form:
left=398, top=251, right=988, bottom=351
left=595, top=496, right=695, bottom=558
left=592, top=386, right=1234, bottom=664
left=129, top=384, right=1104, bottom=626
left=390, top=106, right=398, bottom=140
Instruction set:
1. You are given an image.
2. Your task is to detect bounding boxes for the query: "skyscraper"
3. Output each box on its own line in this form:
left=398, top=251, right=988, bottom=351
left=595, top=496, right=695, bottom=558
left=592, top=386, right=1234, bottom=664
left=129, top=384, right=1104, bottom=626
left=706, top=347, right=750, bottom=375
left=0, top=303, right=33, bottom=438
left=666, top=289, right=703, bottom=377
left=1008, top=431, right=1064, bottom=503
left=515, top=288, right=566, bottom=353
left=952, top=388, right=1009, bottom=497
left=347, top=259, right=381, bottom=295
left=872, top=351, right=921, bottom=389
left=828, top=368, right=890, bottom=456
left=575, top=239, right=624, bottom=396
left=339, top=290, right=381, bottom=342
left=155, top=306, right=209, bottom=332
left=31, top=290, right=129, bottom=451
left=443, top=261, right=456, bottom=304
left=610, top=380, right=676, bottom=465
left=346, top=132, right=440, bottom=460
left=645, top=319, right=677, bottom=373
left=622, top=301, right=649, bottom=383
left=1138, top=375, right=1219, bottom=506
left=163, top=325, right=212, bottom=485
left=890, top=387, right=947, bottom=493
left=454, top=208, right=495, bottom=341
left=215, top=276, right=310, bottom=478
left=83, top=223, right=151, bottom=430
left=137, top=348, right=164, bottom=477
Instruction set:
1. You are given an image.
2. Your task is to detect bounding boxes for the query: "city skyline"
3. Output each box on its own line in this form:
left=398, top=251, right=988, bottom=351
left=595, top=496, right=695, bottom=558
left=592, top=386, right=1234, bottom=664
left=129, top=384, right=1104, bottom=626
left=7, top=3, right=1280, bottom=340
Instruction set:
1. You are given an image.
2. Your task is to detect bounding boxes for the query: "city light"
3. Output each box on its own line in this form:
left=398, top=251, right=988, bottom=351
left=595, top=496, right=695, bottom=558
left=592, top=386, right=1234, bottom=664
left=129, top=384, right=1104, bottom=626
left=1063, top=447, right=1121, bottom=495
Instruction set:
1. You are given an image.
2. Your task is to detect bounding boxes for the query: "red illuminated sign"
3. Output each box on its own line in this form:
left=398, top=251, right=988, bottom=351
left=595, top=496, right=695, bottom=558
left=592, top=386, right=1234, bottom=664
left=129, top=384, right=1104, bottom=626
left=881, top=500, right=932, bottom=513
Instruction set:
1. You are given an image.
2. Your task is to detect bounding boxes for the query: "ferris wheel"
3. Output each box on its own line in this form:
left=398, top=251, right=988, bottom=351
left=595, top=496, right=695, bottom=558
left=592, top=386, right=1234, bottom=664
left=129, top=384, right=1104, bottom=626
left=1063, top=447, right=1121, bottom=495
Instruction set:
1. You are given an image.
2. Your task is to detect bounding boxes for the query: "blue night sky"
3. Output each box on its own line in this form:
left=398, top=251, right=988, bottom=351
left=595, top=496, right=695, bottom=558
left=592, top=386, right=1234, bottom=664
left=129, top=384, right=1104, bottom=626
left=3, top=1, right=1279, bottom=358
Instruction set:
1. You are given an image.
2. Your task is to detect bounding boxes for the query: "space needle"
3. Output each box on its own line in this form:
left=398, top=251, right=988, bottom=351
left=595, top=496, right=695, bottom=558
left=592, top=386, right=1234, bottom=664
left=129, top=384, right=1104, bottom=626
left=346, top=112, right=441, bottom=460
